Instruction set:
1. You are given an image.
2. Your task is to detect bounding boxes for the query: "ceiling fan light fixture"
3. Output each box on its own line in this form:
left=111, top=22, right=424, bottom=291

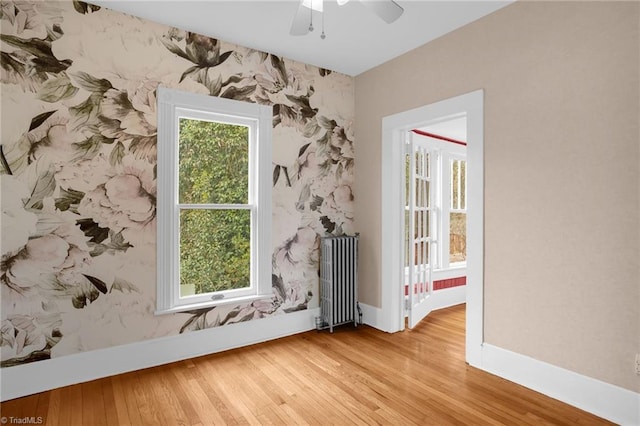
left=290, top=0, right=403, bottom=38
left=302, top=0, right=323, bottom=13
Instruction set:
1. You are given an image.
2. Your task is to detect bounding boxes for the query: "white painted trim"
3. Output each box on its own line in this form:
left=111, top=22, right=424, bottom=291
left=480, top=343, right=640, bottom=425
left=380, top=116, right=406, bottom=334
left=361, top=289, right=464, bottom=333
left=1, top=308, right=319, bottom=402
left=404, top=287, right=466, bottom=328
left=155, top=87, right=273, bottom=314
left=381, top=90, right=484, bottom=365
left=429, top=286, right=466, bottom=311
left=464, top=90, right=484, bottom=367
left=359, top=302, right=385, bottom=331
left=404, top=266, right=466, bottom=283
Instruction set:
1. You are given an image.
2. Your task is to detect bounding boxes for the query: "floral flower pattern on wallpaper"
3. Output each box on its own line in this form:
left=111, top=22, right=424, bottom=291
left=0, top=1, right=355, bottom=365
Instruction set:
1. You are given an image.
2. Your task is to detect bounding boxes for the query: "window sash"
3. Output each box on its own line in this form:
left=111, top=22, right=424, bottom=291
left=177, top=205, right=256, bottom=301
left=174, top=111, right=257, bottom=305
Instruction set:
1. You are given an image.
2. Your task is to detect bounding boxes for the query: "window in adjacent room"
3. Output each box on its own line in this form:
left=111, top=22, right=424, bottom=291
left=156, top=87, right=272, bottom=314
left=448, top=158, right=467, bottom=264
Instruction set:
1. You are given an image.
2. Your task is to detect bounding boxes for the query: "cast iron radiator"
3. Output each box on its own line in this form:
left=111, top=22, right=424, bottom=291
left=317, top=234, right=361, bottom=332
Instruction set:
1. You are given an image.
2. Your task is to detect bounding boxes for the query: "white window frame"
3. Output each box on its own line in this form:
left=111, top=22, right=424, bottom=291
left=156, top=87, right=272, bottom=314
left=441, top=152, right=467, bottom=269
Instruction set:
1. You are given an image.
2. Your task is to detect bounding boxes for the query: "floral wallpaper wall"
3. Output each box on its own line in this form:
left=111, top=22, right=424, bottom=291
left=0, top=1, right=354, bottom=367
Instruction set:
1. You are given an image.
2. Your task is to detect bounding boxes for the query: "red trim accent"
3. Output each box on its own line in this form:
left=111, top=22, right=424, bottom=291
left=433, top=276, right=466, bottom=291
left=411, top=129, right=467, bottom=146
left=404, top=276, right=466, bottom=295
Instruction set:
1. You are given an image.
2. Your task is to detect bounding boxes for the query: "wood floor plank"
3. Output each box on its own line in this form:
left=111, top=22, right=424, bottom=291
left=34, top=391, right=50, bottom=424
left=111, top=373, right=142, bottom=426
left=54, top=387, right=73, bottom=426
left=171, top=366, right=228, bottom=425
left=130, top=370, right=165, bottom=426
left=81, top=378, right=106, bottom=426
left=181, top=363, right=239, bottom=425
left=1, top=304, right=613, bottom=425
left=199, top=354, right=259, bottom=424
left=147, top=366, right=192, bottom=425
left=236, top=351, right=288, bottom=407
left=21, top=392, right=42, bottom=423
left=45, top=389, right=62, bottom=426
left=276, top=402, right=311, bottom=426
left=105, top=377, right=129, bottom=426
left=63, top=384, right=83, bottom=426
left=265, top=342, right=372, bottom=424
left=165, top=364, right=208, bottom=426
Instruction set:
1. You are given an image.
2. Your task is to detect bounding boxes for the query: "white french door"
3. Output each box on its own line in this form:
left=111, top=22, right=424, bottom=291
left=405, top=132, right=439, bottom=328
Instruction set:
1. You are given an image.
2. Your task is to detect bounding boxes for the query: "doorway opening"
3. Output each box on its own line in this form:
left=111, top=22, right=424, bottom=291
left=403, top=119, right=468, bottom=329
left=380, top=90, right=484, bottom=366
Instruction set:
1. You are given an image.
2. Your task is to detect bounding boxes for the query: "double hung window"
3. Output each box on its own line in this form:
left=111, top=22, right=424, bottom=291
left=156, top=88, right=272, bottom=314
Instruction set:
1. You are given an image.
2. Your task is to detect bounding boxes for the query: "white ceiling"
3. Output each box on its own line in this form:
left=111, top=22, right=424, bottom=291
left=90, top=0, right=513, bottom=76
left=421, top=116, right=467, bottom=142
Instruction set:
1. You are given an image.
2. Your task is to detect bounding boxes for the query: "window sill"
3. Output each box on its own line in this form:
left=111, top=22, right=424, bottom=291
left=155, top=293, right=273, bottom=316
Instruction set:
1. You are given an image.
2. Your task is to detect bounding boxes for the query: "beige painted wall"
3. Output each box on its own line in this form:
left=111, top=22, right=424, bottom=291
left=354, top=1, right=639, bottom=392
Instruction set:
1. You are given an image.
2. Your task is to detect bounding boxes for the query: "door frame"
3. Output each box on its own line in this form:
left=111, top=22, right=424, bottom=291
left=380, top=90, right=484, bottom=367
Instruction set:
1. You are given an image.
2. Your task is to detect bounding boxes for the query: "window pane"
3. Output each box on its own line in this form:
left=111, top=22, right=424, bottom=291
left=425, top=180, right=430, bottom=208
left=179, top=118, right=249, bottom=204
left=413, top=241, right=429, bottom=266
left=451, top=160, right=459, bottom=209
left=415, top=179, right=430, bottom=208
left=405, top=153, right=410, bottom=207
left=460, top=160, right=466, bottom=210
left=423, top=209, right=429, bottom=238
left=414, top=210, right=429, bottom=239
left=425, top=152, right=430, bottom=178
left=179, top=209, right=250, bottom=296
left=450, top=212, right=466, bottom=263
left=451, top=159, right=467, bottom=211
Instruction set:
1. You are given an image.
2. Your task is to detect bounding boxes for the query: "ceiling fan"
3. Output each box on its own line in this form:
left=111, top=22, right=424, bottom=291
left=290, top=0, right=404, bottom=37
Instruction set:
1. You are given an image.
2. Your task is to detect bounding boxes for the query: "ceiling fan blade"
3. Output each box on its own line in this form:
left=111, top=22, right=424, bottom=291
left=360, top=0, right=404, bottom=24
left=290, top=2, right=310, bottom=36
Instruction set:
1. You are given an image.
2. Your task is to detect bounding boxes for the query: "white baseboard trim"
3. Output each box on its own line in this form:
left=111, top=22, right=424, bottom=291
left=480, top=343, right=640, bottom=425
left=359, top=287, right=465, bottom=334
left=1, top=307, right=319, bottom=402
left=430, top=285, right=466, bottom=311
left=358, top=302, right=386, bottom=331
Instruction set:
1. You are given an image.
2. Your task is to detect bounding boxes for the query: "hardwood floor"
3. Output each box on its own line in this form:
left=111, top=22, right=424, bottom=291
left=1, top=304, right=611, bottom=425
